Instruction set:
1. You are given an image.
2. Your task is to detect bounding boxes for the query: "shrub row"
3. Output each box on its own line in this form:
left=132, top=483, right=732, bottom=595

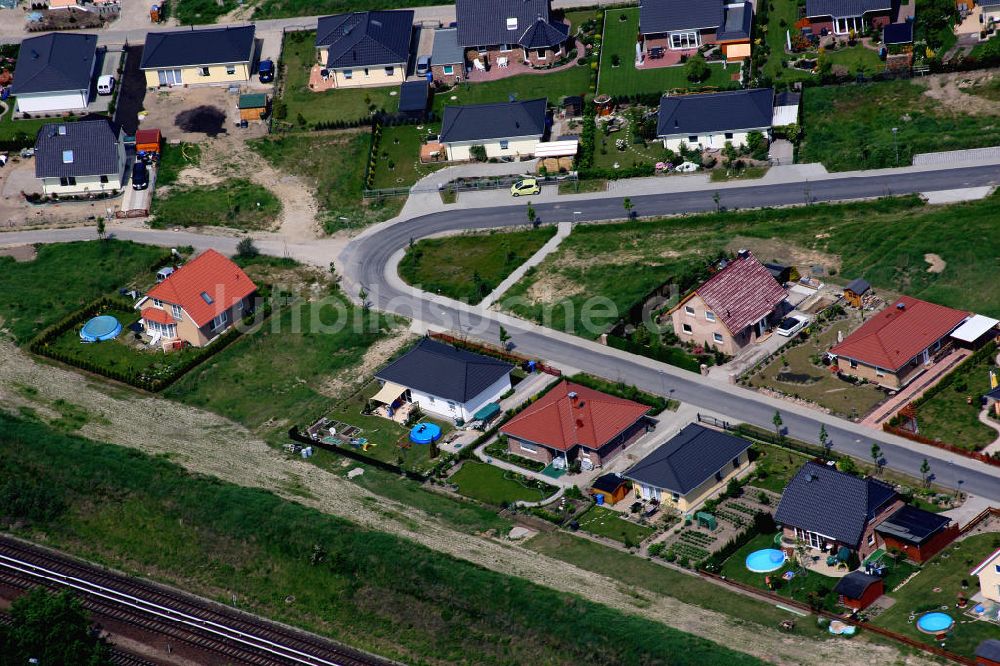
left=912, top=340, right=997, bottom=409
left=605, top=333, right=702, bottom=373
left=567, top=372, right=672, bottom=412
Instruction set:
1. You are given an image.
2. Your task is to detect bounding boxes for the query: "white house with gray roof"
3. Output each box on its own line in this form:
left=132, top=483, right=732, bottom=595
left=657, top=88, right=773, bottom=152
left=11, top=33, right=97, bottom=115
left=439, top=98, right=547, bottom=161
left=34, top=119, right=126, bottom=196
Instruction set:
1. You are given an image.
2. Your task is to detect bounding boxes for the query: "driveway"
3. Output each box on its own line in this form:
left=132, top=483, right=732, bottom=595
left=113, top=44, right=145, bottom=135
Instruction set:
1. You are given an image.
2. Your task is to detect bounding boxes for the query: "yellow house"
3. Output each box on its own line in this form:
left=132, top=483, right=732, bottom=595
left=140, top=25, right=255, bottom=88
left=624, top=423, right=752, bottom=513
left=972, top=547, right=1000, bottom=603
left=315, top=10, right=413, bottom=89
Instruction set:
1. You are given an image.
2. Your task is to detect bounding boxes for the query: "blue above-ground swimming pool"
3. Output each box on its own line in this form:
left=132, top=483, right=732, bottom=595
left=80, top=315, right=122, bottom=342
left=916, top=612, right=954, bottom=634
left=409, top=422, right=442, bottom=445
left=745, top=548, right=787, bottom=573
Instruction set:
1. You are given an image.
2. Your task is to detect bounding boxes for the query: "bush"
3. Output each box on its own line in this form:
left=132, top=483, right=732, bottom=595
left=470, top=144, right=488, bottom=162
left=236, top=236, right=259, bottom=259
left=684, top=52, right=710, bottom=82
left=647, top=542, right=665, bottom=558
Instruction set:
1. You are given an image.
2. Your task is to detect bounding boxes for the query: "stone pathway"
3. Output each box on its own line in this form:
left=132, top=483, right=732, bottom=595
left=481, top=221, right=572, bottom=307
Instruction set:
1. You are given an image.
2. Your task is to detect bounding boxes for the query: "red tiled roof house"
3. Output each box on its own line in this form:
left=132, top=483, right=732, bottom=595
left=139, top=249, right=257, bottom=350
left=667, top=249, right=787, bottom=356
left=500, top=381, right=652, bottom=469
left=829, top=296, right=969, bottom=389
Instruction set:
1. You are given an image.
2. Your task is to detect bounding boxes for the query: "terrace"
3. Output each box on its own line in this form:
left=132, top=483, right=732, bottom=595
left=463, top=39, right=584, bottom=82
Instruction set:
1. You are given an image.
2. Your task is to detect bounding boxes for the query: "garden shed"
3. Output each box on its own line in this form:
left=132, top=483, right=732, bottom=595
left=238, top=93, right=269, bottom=122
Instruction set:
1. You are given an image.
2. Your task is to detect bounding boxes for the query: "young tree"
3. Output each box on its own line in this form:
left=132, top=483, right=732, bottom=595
left=622, top=197, right=634, bottom=220
left=920, top=458, right=931, bottom=487
left=712, top=191, right=721, bottom=213
left=772, top=410, right=783, bottom=441
left=870, top=442, right=882, bottom=474
left=359, top=286, right=370, bottom=311
left=499, top=325, right=511, bottom=350
left=236, top=236, right=259, bottom=259
left=0, top=588, right=109, bottom=666
left=95, top=217, right=106, bottom=241
left=819, top=424, right=831, bottom=459
left=526, top=201, right=537, bottom=227
left=684, top=52, right=710, bottom=83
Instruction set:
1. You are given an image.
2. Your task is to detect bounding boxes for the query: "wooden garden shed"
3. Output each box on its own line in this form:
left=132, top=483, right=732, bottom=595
left=238, top=93, right=268, bottom=122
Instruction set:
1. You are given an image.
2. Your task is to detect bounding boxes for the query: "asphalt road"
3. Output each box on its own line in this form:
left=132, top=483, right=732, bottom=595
left=339, top=162, right=1000, bottom=501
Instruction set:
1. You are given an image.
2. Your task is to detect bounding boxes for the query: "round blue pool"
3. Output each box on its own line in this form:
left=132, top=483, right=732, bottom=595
left=80, top=315, right=122, bottom=342
left=409, top=422, right=442, bottom=445
left=916, top=612, right=954, bottom=634
left=745, top=548, right=786, bottom=573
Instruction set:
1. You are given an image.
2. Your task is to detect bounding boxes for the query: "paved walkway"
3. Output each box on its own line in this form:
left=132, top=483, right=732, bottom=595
left=481, top=221, right=572, bottom=308
left=944, top=493, right=994, bottom=528
left=860, top=348, right=971, bottom=429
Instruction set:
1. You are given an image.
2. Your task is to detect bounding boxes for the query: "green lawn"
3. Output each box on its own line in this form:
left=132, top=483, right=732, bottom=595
left=0, top=102, right=69, bottom=145
left=0, top=414, right=765, bottom=666
left=399, top=227, right=557, bottom=304
left=45, top=306, right=199, bottom=378
left=748, top=443, right=813, bottom=494
left=761, top=0, right=815, bottom=84
left=450, top=462, right=557, bottom=505
left=800, top=80, right=1000, bottom=170
left=750, top=319, right=887, bottom=418
left=872, top=533, right=1000, bottom=658
left=173, top=0, right=234, bottom=24
left=250, top=131, right=401, bottom=232
left=501, top=194, right=1000, bottom=340
left=824, top=45, right=884, bottom=74
left=598, top=8, right=736, bottom=97
left=279, top=31, right=398, bottom=126
left=431, top=66, right=592, bottom=116
left=155, top=143, right=201, bottom=187
left=527, top=530, right=825, bottom=637
left=370, top=124, right=445, bottom=190
left=913, top=348, right=998, bottom=451
left=575, top=504, right=656, bottom=545
left=152, top=178, right=282, bottom=231
left=254, top=0, right=443, bottom=20
left=0, top=241, right=167, bottom=343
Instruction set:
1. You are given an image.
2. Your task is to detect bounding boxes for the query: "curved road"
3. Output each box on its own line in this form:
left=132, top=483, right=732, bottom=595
left=340, top=162, right=1000, bottom=502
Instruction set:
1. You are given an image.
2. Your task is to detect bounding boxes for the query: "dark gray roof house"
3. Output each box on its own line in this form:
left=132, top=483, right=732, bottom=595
left=657, top=88, right=773, bottom=138
left=640, top=0, right=724, bottom=34
left=11, top=33, right=97, bottom=96
left=845, top=277, right=871, bottom=295
left=315, top=10, right=414, bottom=68
left=717, top=2, right=754, bottom=41
left=624, top=424, right=752, bottom=495
left=140, top=25, right=256, bottom=69
left=806, top=0, right=892, bottom=19
left=976, top=640, right=1000, bottom=664
left=440, top=98, right=547, bottom=143
left=34, top=119, right=120, bottom=179
left=376, top=338, right=513, bottom=403
left=398, top=79, right=428, bottom=116
left=833, top=571, right=882, bottom=599
left=874, top=504, right=952, bottom=547
left=774, top=462, right=898, bottom=548
left=431, top=28, right=465, bottom=66
left=455, top=0, right=567, bottom=49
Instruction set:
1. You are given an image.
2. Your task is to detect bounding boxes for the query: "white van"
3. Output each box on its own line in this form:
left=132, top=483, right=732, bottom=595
left=97, top=75, right=115, bottom=96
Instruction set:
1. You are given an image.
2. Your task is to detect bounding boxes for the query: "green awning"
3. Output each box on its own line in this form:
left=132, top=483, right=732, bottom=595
left=473, top=402, right=501, bottom=421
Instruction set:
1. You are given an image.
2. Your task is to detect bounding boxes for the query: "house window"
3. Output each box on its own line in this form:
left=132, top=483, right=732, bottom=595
left=343, top=69, right=353, bottom=79
left=519, top=441, right=538, bottom=453
left=850, top=359, right=858, bottom=369
left=875, top=367, right=885, bottom=377
left=385, top=66, right=394, bottom=76
left=725, top=132, right=734, bottom=140
left=500, top=43, right=512, bottom=52
left=428, top=396, right=435, bottom=404
left=714, top=470, right=723, bottom=482
left=211, top=311, right=229, bottom=331
left=669, top=31, right=699, bottom=49
left=536, top=49, right=546, bottom=58
left=671, top=492, right=680, bottom=501
left=100, top=175, right=109, bottom=184
left=688, top=135, right=698, bottom=143
left=226, top=65, right=236, bottom=75
left=684, top=305, right=695, bottom=316
left=59, top=176, right=77, bottom=187
left=153, top=299, right=162, bottom=307
left=200, top=67, right=210, bottom=77
left=995, top=564, right=1000, bottom=574
left=713, top=332, right=724, bottom=343
left=478, top=47, right=487, bottom=56
left=499, top=140, right=509, bottom=150
left=363, top=68, right=370, bottom=77
left=868, top=534, right=876, bottom=546
left=705, top=311, right=716, bottom=322
left=732, top=456, right=740, bottom=469
left=682, top=323, right=692, bottom=334
left=447, top=401, right=456, bottom=411
left=443, top=64, right=454, bottom=75
left=171, top=304, right=182, bottom=320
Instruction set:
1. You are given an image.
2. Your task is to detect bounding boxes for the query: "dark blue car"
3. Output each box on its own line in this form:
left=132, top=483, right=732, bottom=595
left=258, top=59, right=275, bottom=83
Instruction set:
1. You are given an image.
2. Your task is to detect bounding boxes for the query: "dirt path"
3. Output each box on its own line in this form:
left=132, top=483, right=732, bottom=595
left=917, top=69, right=1000, bottom=116
left=0, top=341, right=932, bottom=666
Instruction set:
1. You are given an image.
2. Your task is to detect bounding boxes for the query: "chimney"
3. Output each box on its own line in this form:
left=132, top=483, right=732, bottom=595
left=568, top=391, right=578, bottom=400
left=896, top=302, right=906, bottom=310
left=737, top=248, right=749, bottom=259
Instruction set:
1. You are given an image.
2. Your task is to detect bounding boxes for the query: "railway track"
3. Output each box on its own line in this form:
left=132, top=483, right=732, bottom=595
left=0, top=536, right=399, bottom=666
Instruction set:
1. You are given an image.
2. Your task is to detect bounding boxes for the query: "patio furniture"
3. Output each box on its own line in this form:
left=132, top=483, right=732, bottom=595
left=497, top=56, right=509, bottom=68
left=473, top=58, right=486, bottom=72
left=649, top=47, right=664, bottom=59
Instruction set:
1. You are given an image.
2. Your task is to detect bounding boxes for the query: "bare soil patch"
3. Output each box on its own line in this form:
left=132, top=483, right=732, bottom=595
left=917, top=69, right=1000, bottom=116
left=316, top=328, right=415, bottom=398
left=726, top=236, right=842, bottom=275
left=924, top=252, right=946, bottom=273
left=0, top=244, right=36, bottom=262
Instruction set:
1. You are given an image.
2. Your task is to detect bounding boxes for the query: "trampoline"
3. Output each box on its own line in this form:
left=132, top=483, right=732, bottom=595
left=80, top=315, right=122, bottom=342
left=745, top=549, right=787, bottom=573
left=409, top=422, right=442, bottom=445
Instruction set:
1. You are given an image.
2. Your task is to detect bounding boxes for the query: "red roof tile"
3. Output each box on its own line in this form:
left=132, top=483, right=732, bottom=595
left=830, top=296, right=968, bottom=371
left=685, top=251, right=786, bottom=334
left=500, top=381, right=650, bottom=452
left=146, top=249, right=257, bottom=328
left=141, top=306, right=173, bottom=325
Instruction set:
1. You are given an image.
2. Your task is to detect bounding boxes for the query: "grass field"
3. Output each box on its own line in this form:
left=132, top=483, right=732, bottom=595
left=174, top=0, right=234, bottom=24
left=872, top=533, right=1000, bottom=658
left=155, top=143, right=201, bottom=187
left=914, top=349, right=998, bottom=450
left=279, top=31, right=398, bottom=126
left=431, top=66, right=592, bottom=115
left=575, top=504, right=656, bottom=545
left=800, top=81, right=1000, bottom=170
left=499, top=194, right=1000, bottom=338
left=750, top=320, right=886, bottom=418
left=399, top=227, right=557, bottom=303
left=254, top=0, right=442, bottom=20
left=748, top=443, right=813, bottom=494
left=0, top=414, right=765, bottom=666
left=370, top=124, right=445, bottom=190
left=0, top=241, right=167, bottom=343
left=0, top=103, right=67, bottom=144
left=450, top=462, right=557, bottom=505
left=598, top=9, right=736, bottom=97
left=527, top=530, right=826, bottom=637
left=152, top=179, right=282, bottom=231
left=761, top=0, right=815, bottom=84
left=250, top=131, right=401, bottom=232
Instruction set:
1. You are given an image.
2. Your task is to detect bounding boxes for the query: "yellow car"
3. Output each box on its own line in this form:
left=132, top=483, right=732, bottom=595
left=510, top=178, right=541, bottom=197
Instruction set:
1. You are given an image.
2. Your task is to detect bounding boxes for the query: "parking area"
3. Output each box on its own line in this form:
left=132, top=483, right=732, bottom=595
left=138, top=86, right=268, bottom=142
left=84, top=47, right=124, bottom=116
